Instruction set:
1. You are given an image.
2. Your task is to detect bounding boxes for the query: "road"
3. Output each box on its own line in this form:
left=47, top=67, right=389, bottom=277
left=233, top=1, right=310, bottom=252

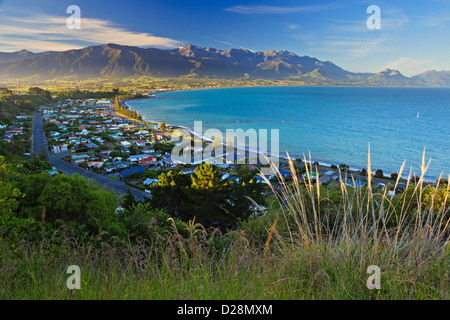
left=32, top=111, right=48, bottom=155
left=32, top=112, right=151, bottom=202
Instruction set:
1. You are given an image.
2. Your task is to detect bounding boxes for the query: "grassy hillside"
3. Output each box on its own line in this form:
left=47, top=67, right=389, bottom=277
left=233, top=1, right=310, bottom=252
left=0, top=151, right=448, bottom=300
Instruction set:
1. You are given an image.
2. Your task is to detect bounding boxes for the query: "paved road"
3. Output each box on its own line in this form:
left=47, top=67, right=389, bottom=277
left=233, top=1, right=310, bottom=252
left=32, top=112, right=48, bottom=155
left=32, top=112, right=151, bottom=202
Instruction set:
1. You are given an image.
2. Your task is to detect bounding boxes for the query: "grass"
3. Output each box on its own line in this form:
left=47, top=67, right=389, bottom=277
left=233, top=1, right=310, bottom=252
left=0, top=149, right=448, bottom=299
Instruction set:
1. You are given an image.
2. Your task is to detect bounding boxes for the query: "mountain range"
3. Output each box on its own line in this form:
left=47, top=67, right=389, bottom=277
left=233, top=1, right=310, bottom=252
left=0, top=43, right=449, bottom=86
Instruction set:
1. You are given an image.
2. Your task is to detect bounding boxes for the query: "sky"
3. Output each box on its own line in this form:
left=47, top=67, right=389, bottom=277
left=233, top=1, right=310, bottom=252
left=0, top=0, right=449, bottom=76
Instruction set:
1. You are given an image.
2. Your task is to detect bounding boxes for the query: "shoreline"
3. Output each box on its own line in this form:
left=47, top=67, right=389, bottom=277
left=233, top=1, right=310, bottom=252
left=123, top=91, right=443, bottom=183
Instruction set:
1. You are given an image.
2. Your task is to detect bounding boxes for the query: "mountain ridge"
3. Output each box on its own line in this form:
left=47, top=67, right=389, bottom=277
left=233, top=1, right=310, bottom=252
left=0, top=43, right=448, bottom=86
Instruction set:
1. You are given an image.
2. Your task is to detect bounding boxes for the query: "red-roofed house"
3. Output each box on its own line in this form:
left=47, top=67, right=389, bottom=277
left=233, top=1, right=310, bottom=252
left=139, top=156, right=156, bottom=165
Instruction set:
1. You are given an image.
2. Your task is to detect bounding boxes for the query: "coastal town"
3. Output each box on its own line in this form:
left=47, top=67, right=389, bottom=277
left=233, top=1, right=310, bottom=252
left=0, top=91, right=423, bottom=201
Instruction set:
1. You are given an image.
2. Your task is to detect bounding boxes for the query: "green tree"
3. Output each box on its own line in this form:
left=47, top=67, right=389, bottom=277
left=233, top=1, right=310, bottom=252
left=0, top=157, right=31, bottom=241
left=374, top=169, right=384, bottom=178
left=36, top=174, right=119, bottom=235
left=122, top=190, right=137, bottom=211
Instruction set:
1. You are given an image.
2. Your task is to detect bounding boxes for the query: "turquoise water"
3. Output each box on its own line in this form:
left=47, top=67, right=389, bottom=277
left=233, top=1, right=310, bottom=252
left=127, top=86, right=450, bottom=180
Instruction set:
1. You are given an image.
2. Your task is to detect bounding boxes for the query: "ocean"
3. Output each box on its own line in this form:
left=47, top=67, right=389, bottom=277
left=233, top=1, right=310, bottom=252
left=127, top=86, right=450, bottom=181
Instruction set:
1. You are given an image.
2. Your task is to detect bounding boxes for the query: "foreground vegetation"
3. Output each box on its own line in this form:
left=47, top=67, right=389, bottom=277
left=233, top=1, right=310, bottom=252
left=0, top=147, right=448, bottom=300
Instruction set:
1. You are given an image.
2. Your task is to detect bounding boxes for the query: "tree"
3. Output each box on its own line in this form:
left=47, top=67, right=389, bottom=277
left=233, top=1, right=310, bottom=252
left=143, top=168, right=159, bottom=179
left=149, top=170, right=191, bottom=219
left=28, top=87, right=52, bottom=100
left=122, top=190, right=137, bottom=211
left=339, top=164, right=349, bottom=172
left=115, top=96, right=120, bottom=111
left=191, top=162, right=225, bottom=190
left=161, top=118, right=166, bottom=131
left=374, top=169, right=384, bottom=178
left=36, top=174, right=118, bottom=233
left=0, top=157, right=30, bottom=241
left=149, top=163, right=264, bottom=228
left=360, top=168, right=368, bottom=176
left=391, top=172, right=399, bottom=181
left=436, top=178, right=448, bottom=186
left=410, top=175, right=420, bottom=185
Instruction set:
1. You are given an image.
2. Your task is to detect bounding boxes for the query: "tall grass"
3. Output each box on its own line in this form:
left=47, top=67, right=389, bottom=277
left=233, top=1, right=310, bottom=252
left=0, top=149, right=448, bottom=299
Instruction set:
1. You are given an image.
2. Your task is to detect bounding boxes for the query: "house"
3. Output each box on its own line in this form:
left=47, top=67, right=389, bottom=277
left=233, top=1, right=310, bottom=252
left=100, top=150, right=112, bottom=156
left=103, top=166, right=117, bottom=173
left=180, top=167, right=196, bottom=175
left=122, top=166, right=146, bottom=178
left=345, top=179, right=366, bottom=188
left=44, top=169, right=59, bottom=176
left=121, top=141, right=132, bottom=148
left=139, top=156, right=156, bottom=165
left=77, top=129, right=89, bottom=136
left=319, top=174, right=333, bottom=184
left=87, top=161, right=104, bottom=169
left=278, top=169, right=292, bottom=178
left=135, top=140, right=147, bottom=147
left=128, top=154, right=149, bottom=162
left=71, top=154, right=89, bottom=164
left=143, top=178, right=158, bottom=186
left=255, top=176, right=266, bottom=183
left=302, top=171, right=318, bottom=180
left=86, top=143, right=99, bottom=149
left=318, top=171, right=337, bottom=184
left=142, top=147, right=155, bottom=154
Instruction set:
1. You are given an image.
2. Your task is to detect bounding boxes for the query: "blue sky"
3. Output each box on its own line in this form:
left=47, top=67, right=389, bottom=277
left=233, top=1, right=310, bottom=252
left=0, top=0, right=449, bottom=76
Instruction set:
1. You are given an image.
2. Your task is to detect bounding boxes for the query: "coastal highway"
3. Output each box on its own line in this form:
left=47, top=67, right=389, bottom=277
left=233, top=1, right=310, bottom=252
left=32, top=112, right=151, bottom=202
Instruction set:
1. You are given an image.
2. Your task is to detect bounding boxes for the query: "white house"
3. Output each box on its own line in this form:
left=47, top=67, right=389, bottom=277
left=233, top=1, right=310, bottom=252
left=121, top=141, right=132, bottom=148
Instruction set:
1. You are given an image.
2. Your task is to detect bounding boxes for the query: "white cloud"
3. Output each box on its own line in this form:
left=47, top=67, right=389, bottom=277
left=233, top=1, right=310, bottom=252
left=331, top=17, right=409, bottom=33
left=0, top=13, right=182, bottom=52
left=420, top=15, right=450, bottom=27
left=318, top=37, right=389, bottom=58
left=225, top=4, right=338, bottom=15
left=384, top=57, right=434, bottom=76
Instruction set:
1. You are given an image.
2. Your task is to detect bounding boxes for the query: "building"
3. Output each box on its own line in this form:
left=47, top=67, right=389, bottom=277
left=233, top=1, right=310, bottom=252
left=128, top=154, right=149, bottom=162
left=139, top=156, right=156, bottom=165
left=122, top=166, right=146, bottom=178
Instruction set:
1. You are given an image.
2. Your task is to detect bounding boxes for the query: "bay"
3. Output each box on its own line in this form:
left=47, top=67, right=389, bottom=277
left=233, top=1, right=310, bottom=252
left=127, top=86, right=450, bottom=181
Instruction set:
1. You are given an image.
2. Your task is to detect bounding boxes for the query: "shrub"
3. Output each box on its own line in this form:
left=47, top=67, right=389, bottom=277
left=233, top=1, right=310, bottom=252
left=374, top=169, right=384, bottom=178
